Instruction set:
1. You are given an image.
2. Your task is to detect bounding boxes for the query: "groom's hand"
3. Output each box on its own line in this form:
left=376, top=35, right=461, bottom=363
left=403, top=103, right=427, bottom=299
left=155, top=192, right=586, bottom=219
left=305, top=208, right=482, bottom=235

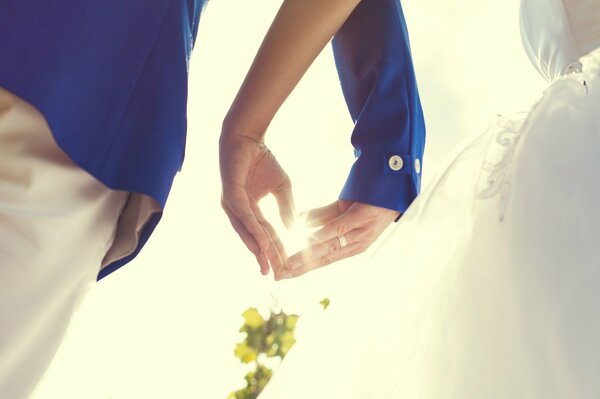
left=276, top=200, right=399, bottom=280
left=219, top=134, right=295, bottom=276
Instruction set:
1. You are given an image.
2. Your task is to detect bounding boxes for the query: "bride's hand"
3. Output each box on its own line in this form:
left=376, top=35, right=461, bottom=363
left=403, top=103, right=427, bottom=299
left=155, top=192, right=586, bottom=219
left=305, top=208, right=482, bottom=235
left=219, top=133, right=295, bottom=276
left=276, top=200, right=400, bottom=280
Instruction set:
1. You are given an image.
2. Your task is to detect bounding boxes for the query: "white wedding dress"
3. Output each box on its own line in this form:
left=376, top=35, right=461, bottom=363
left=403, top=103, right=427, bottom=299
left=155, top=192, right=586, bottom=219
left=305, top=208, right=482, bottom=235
left=259, top=0, right=600, bottom=398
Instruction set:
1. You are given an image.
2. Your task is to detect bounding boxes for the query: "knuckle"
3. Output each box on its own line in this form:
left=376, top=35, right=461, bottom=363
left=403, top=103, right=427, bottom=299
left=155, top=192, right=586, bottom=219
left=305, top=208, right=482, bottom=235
left=220, top=199, right=229, bottom=211
left=277, top=174, right=292, bottom=188
left=327, top=239, right=339, bottom=252
left=283, top=175, right=292, bottom=188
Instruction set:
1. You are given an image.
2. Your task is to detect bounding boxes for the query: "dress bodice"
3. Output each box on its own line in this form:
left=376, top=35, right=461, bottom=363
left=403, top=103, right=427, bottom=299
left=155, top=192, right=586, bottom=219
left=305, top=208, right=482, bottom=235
left=520, top=0, right=600, bottom=81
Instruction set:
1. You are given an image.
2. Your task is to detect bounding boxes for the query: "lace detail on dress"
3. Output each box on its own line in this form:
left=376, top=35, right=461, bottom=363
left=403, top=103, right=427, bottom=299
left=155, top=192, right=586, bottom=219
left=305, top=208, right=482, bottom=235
left=476, top=115, right=524, bottom=221
left=475, top=47, right=600, bottom=221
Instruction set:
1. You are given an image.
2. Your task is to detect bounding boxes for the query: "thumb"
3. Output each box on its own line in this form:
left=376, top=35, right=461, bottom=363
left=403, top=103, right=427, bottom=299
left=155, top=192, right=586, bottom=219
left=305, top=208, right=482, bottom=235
left=273, top=183, right=295, bottom=229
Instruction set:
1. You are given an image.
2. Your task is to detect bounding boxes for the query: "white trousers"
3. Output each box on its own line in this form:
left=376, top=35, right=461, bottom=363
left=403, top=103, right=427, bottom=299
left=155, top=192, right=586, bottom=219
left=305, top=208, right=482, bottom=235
left=0, top=88, right=129, bottom=398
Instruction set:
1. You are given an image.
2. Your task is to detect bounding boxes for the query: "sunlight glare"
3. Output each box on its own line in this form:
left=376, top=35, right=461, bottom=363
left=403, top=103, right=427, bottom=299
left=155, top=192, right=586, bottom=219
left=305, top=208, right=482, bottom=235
left=283, top=214, right=315, bottom=255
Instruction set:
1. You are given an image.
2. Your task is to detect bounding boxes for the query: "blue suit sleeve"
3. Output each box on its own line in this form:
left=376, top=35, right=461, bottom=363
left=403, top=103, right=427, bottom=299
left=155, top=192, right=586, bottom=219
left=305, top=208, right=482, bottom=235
left=332, top=0, right=426, bottom=214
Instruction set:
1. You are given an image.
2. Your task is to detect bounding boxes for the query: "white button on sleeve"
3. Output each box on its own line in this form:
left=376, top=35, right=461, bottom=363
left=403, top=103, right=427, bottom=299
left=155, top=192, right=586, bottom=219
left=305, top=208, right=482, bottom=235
left=388, top=155, right=404, bottom=171
left=414, top=158, right=421, bottom=174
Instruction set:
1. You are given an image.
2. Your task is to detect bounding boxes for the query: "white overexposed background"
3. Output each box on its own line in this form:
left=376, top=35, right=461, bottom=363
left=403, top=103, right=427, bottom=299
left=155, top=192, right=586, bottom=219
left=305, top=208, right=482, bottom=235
left=32, top=0, right=546, bottom=398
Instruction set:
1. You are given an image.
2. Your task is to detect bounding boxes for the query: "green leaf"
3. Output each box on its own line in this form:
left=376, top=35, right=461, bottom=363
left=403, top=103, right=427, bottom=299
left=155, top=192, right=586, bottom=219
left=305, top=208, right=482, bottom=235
left=320, top=298, right=330, bottom=310
left=279, top=331, right=296, bottom=355
left=230, top=305, right=302, bottom=398
left=265, top=333, right=275, bottom=346
left=285, top=314, right=299, bottom=329
left=242, top=308, right=265, bottom=330
left=234, top=342, right=258, bottom=363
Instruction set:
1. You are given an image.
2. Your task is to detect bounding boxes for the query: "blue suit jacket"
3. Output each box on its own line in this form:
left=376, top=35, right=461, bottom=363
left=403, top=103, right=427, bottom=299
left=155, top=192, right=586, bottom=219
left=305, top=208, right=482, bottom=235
left=0, top=0, right=425, bottom=280
left=335, top=0, right=425, bottom=213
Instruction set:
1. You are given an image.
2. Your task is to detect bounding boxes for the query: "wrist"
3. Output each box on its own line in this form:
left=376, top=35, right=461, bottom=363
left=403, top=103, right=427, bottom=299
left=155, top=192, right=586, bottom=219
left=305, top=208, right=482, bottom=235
left=221, top=112, right=268, bottom=143
left=218, top=125, right=267, bottom=154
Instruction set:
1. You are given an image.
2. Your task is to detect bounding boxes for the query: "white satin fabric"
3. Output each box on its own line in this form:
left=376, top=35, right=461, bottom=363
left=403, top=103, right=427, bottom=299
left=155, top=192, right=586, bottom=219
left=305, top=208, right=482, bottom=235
left=520, top=0, right=600, bottom=81
left=0, top=87, right=159, bottom=399
left=259, top=2, right=600, bottom=398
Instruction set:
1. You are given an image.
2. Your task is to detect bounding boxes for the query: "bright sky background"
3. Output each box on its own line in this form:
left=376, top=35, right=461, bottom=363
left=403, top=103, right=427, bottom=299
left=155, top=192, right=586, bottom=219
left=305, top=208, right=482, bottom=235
left=32, top=0, right=547, bottom=398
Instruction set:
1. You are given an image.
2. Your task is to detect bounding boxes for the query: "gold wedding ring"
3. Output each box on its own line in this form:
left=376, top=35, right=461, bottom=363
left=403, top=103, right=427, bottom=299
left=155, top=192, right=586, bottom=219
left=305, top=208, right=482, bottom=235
left=337, top=235, right=348, bottom=249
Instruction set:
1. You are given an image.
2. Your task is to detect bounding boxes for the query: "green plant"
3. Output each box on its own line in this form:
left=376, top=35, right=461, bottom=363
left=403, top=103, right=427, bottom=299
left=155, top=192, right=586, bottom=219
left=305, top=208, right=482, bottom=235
left=228, top=299, right=329, bottom=399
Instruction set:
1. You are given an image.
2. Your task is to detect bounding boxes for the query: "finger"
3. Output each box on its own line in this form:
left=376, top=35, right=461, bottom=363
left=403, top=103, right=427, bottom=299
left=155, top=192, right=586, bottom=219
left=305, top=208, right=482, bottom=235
left=226, top=193, right=270, bottom=254
left=223, top=205, right=259, bottom=253
left=223, top=206, right=270, bottom=275
left=299, top=201, right=342, bottom=228
left=261, top=220, right=287, bottom=276
left=308, top=208, right=363, bottom=244
left=251, top=203, right=287, bottom=274
left=285, top=210, right=362, bottom=271
left=279, top=242, right=368, bottom=280
left=256, top=252, right=270, bottom=276
left=286, top=228, right=362, bottom=271
left=263, top=221, right=288, bottom=261
left=273, top=183, right=295, bottom=229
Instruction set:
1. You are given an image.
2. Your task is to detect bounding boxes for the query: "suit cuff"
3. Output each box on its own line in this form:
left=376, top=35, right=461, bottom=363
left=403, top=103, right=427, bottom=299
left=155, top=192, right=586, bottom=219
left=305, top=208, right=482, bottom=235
left=339, top=151, right=422, bottom=214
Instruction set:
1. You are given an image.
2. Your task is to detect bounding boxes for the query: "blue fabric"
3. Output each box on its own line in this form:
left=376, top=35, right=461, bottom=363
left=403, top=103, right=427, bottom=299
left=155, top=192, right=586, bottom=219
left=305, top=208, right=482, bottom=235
left=0, top=0, right=424, bottom=280
left=0, top=0, right=204, bottom=280
left=0, top=0, right=204, bottom=208
left=333, top=0, right=426, bottom=213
